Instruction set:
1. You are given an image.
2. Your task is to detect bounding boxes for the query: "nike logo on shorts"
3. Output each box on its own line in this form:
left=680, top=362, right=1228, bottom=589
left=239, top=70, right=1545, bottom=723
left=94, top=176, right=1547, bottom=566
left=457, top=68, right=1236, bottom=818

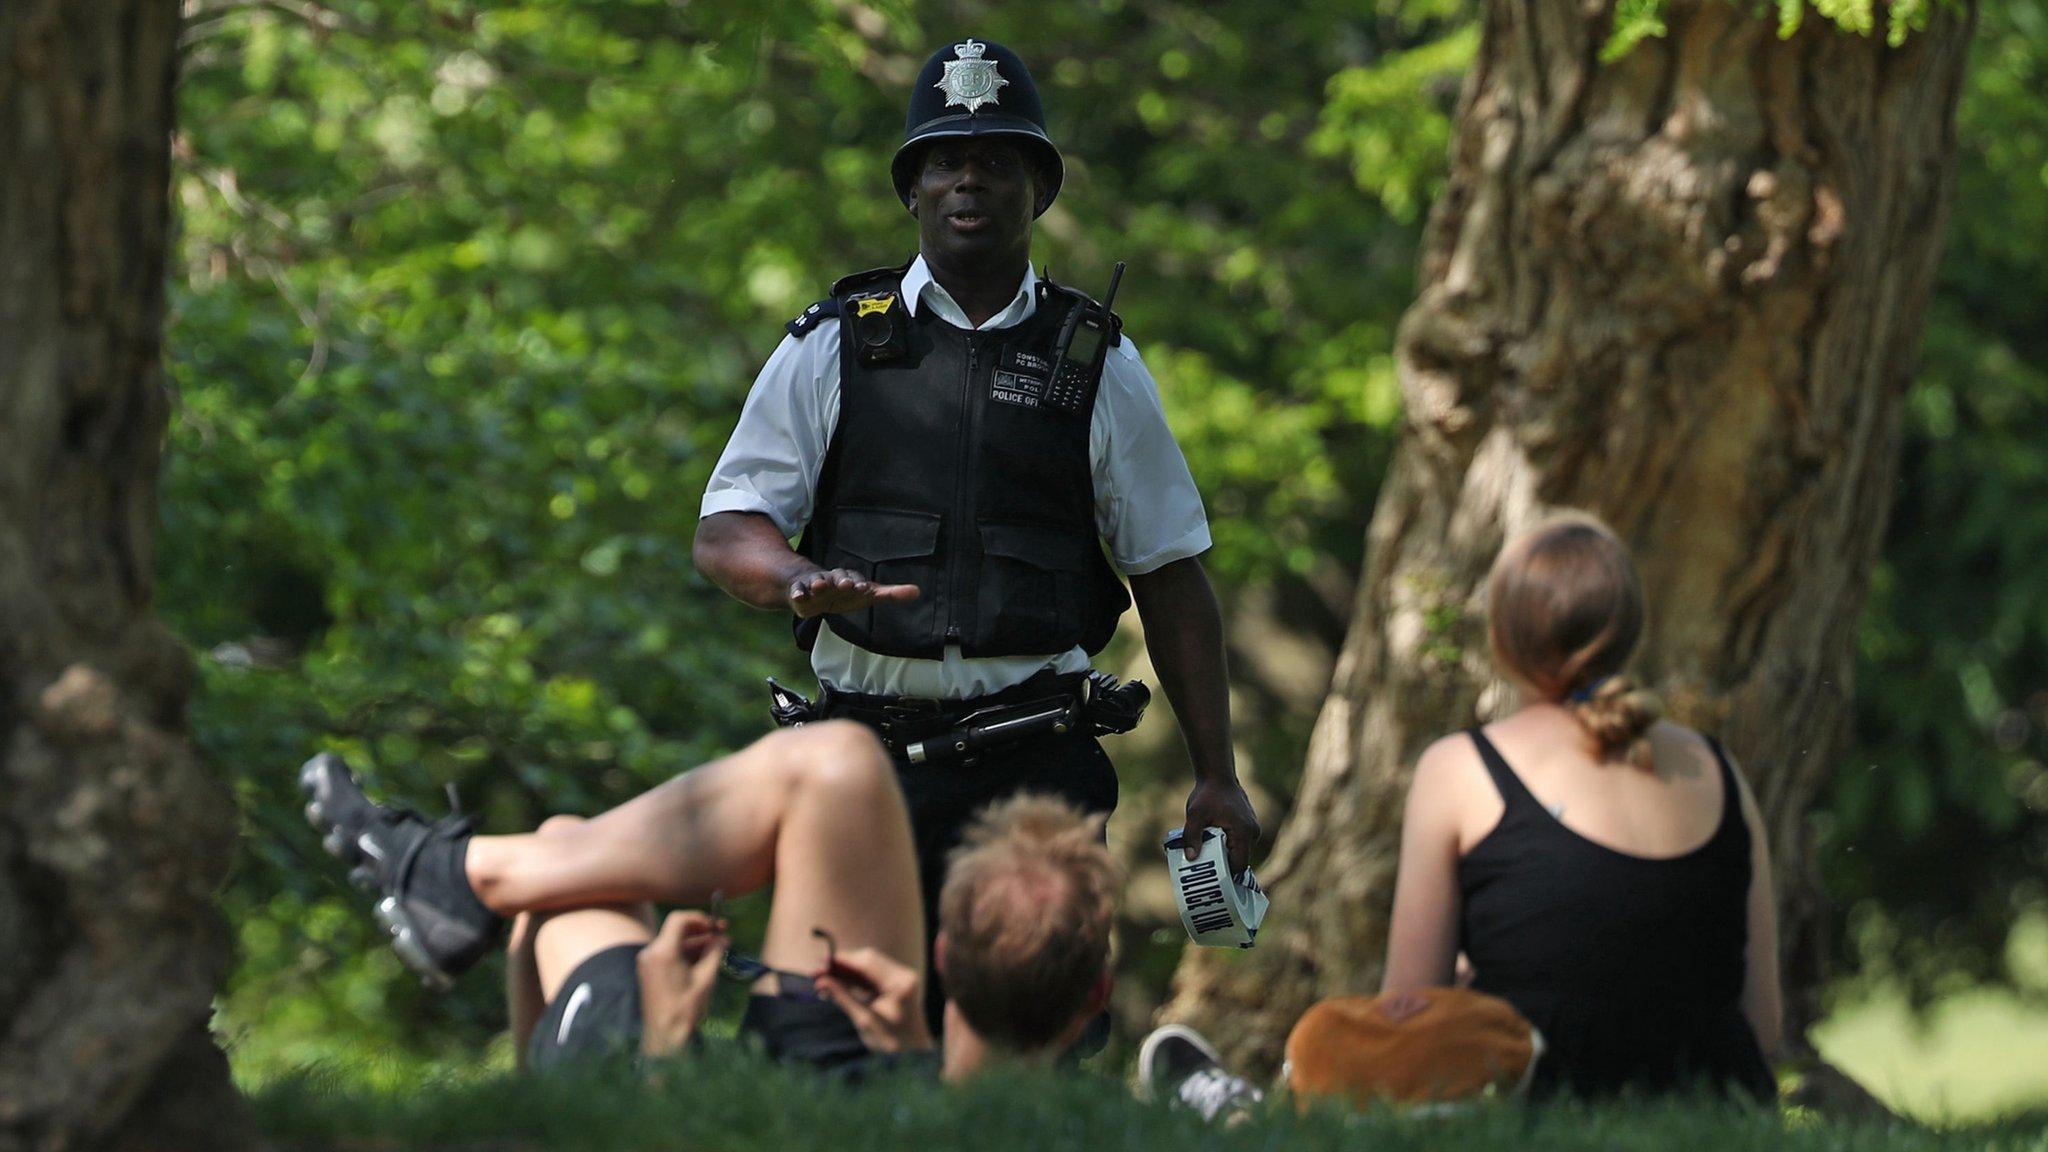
left=557, top=982, right=593, bottom=1046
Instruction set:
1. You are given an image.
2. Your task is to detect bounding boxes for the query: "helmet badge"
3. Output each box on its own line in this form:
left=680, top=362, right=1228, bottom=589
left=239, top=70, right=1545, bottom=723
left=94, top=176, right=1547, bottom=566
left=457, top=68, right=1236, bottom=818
left=936, top=39, right=1008, bottom=114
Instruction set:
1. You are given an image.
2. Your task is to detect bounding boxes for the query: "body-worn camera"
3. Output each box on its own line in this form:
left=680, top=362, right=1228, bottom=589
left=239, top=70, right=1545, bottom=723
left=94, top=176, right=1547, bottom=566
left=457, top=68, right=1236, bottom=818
left=849, top=290, right=908, bottom=365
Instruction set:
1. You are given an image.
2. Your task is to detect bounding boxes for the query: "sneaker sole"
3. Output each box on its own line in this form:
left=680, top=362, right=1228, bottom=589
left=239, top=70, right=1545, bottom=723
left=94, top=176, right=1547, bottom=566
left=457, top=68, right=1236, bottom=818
left=1136, top=1023, right=1225, bottom=1102
left=375, top=895, right=455, bottom=993
left=299, top=753, right=372, bottom=882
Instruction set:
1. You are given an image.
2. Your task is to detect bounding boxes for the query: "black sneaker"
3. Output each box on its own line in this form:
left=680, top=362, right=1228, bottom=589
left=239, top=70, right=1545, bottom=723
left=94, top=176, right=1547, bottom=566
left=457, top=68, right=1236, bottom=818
left=1138, top=1024, right=1264, bottom=1123
left=299, top=752, right=503, bottom=990
left=301, top=751, right=384, bottom=879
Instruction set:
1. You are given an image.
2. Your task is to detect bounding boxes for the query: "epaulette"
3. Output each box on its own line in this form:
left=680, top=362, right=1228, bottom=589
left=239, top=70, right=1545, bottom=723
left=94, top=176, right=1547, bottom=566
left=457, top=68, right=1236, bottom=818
left=786, top=297, right=836, bottom=339
left=788, top=261, right=914, bottom=339
left=1036, top=277, right=1125, bottom=347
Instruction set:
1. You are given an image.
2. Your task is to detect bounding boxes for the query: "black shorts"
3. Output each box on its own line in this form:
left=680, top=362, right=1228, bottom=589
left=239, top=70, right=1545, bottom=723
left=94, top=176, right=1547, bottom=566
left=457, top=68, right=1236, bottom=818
left=528, top=945, right=923, bottom=1081
left=739, top=991, right=886, bottom=1078
left=527, top=944, right=646, bottom=1072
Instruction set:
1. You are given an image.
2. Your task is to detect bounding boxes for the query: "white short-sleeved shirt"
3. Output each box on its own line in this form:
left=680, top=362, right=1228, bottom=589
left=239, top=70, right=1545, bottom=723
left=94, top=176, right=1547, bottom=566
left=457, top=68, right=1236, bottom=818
left=701, top=256, right=1211, bottom=698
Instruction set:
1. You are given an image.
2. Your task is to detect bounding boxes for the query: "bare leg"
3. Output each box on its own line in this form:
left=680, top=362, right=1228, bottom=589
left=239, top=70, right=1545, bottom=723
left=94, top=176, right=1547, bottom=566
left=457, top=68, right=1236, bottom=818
left=507, top=911, right=544, bottom=1067
left=467, top=722, right=924, bottom=979
left=505, top=817, right=657, bottom=1065
left=530, top=905, right=655, bottom=1000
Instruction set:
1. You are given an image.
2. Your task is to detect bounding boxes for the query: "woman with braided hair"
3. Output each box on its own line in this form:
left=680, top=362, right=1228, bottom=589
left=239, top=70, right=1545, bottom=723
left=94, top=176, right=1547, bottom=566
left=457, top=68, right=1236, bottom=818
left=1380, top=514, right=1781, bottom=1101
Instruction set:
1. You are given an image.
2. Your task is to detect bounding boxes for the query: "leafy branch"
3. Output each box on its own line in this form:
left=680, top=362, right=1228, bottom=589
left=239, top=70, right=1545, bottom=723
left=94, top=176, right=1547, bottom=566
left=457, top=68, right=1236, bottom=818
left=1610, top=0, right=1955, bottom=59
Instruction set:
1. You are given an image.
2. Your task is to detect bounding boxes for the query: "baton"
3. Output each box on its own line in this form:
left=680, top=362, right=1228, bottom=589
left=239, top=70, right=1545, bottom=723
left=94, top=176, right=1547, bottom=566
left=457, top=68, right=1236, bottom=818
left=905, top=699, right=1081, bottom=765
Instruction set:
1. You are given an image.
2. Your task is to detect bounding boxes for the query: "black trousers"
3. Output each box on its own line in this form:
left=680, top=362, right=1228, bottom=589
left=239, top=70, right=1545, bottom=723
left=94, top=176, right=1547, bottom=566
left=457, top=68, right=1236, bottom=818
left=891, top=728, right=1119, bottom=947
left=821, top=705, right=1119, bottom=1030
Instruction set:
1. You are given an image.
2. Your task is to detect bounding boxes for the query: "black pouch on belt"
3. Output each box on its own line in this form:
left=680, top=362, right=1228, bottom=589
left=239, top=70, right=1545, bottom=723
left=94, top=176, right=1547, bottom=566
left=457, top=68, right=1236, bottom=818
left=767, top=677, right=820, bottom=728
left=1082, top=669, right=1150, bottom=736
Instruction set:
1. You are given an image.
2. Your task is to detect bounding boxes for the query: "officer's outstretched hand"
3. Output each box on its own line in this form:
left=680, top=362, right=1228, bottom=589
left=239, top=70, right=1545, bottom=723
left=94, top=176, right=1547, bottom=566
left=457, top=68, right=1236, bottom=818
left=1184, top=777, right=1261, bottom=875
left=787, top=568, right=922, bottom=619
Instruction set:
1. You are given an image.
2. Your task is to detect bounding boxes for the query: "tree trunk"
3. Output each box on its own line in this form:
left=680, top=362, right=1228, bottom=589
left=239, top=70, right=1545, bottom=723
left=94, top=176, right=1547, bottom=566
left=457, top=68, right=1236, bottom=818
left=0, top=2, right=250, bottom=1149
left=1162, top=0, right=1976, bottom=1076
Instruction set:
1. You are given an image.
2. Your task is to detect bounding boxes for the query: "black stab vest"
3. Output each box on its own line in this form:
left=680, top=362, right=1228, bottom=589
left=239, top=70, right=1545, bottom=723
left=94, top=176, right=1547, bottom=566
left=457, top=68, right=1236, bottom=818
left=791, top=264, right=1131, bottom=660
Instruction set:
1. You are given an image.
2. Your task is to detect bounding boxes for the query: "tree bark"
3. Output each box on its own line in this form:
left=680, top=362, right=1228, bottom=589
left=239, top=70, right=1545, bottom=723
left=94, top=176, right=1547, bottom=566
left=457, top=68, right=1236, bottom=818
left=0, top=2, right=250, bottom=1149
left=1161, top=0, right=1976, bottom=1077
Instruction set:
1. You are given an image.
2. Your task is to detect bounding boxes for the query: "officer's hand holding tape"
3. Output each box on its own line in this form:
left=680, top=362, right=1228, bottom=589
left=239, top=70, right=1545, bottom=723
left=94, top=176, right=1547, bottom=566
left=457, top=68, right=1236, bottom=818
left=1184, top=775, right=1260, bottom=875
left=785, top=568, right=922, bottom=619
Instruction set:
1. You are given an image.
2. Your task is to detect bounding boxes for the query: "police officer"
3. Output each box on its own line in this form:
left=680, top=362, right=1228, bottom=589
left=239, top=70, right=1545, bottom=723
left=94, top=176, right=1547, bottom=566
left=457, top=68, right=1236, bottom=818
left=694, top=38, right=1259, bottom=945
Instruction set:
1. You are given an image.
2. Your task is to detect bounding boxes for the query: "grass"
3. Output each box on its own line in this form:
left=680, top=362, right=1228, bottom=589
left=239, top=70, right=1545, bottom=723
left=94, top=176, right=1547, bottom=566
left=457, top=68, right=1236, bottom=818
left=233, top=984, right=2048, bottom=1148
left=249, top=1051, right=2048, bottom=1152
left=236, top=932, right=2048, bottom=1147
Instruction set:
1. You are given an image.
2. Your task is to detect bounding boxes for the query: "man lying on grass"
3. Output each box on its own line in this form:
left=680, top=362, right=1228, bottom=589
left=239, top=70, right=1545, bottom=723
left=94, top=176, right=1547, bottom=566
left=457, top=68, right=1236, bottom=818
left=301, top=722, right=1117, bottom=1080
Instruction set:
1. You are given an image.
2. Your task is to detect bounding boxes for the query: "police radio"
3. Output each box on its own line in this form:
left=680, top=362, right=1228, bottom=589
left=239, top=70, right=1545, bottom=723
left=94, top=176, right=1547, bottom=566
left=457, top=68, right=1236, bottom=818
left=1045, top=261, right=1123, bottom=412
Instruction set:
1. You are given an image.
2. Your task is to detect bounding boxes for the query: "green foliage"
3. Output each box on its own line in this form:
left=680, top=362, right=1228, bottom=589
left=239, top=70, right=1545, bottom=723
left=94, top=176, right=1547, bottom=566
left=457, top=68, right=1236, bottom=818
left=1603, top=0, right=1950, bottom=51
left=1788, top=0, right=1876, bottom=38
left=1823, top=0, right=2048, bottom=1002
left=250, top=1057, right=2048, bottom=1151
left=1789, top=0, right=1944, bottom=44
left=1607, top=0, right=1670, bottom=61
left=1311, top=23, right=1476, bottom=226
left=171, top=0, right=839, bottom=1048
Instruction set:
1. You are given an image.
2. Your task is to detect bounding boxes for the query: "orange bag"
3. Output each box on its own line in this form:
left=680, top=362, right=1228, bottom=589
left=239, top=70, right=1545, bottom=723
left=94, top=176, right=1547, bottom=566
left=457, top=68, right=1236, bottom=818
left=1283, top=987, right=1543, bottom=1109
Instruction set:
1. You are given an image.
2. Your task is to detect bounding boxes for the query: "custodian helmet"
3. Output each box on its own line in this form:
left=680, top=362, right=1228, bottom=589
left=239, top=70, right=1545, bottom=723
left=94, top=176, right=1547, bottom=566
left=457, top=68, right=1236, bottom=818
left=891, top=38, right=1063, bottom=216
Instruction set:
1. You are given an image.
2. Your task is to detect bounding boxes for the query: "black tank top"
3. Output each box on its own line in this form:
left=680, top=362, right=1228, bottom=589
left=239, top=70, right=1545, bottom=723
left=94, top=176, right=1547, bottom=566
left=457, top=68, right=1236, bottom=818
left=1457, top=728, right=1774, bottom=1100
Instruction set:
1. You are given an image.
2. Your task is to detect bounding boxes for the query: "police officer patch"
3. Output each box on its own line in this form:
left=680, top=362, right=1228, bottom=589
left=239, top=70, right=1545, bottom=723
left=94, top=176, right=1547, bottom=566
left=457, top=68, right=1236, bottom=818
left=991, top=348, right=1051, bottom=408
left=992, top=371, right=1044, bottom=407
left=937, top=39, right=1008, bottom=113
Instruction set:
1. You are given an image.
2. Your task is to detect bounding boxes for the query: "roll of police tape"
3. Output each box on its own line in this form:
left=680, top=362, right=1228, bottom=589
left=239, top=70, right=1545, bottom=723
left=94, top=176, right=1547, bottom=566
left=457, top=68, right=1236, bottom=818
left=1164, top=827, right=1269, bottom=949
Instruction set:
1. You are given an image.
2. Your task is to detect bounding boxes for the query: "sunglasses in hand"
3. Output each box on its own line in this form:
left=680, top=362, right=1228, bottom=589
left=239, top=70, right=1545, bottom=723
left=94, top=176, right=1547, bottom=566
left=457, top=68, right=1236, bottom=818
left=708, top=908, right=877, bottom=1005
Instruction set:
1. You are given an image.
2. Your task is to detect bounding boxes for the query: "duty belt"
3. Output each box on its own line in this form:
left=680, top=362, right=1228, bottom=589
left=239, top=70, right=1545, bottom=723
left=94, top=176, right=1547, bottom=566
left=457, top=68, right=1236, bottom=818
left=765, top=670, right=1148, bottom=766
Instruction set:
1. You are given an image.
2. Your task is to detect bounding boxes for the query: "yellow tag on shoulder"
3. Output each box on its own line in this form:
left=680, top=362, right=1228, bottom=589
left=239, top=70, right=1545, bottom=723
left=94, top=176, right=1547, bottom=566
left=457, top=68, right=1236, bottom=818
left=855, top=293, right=897, bottom=318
